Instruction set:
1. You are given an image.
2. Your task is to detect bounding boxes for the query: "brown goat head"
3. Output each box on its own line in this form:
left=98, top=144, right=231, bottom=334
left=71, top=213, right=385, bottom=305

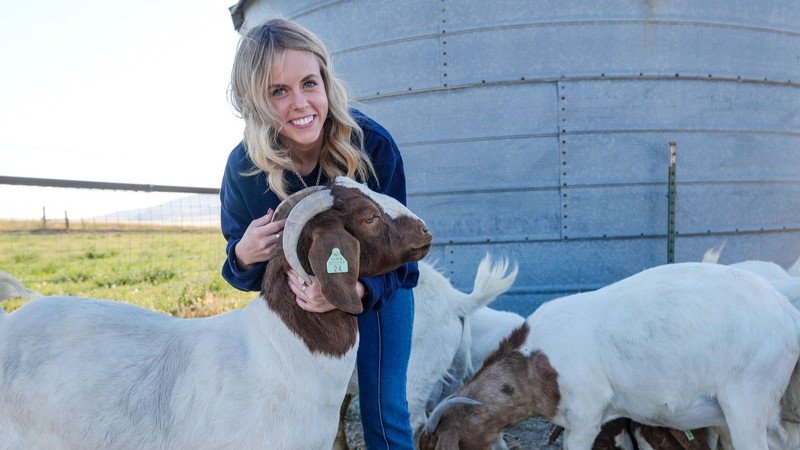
left=419, top=323, right=560, bottom=450
left=280, top=177, right=432, bottom=314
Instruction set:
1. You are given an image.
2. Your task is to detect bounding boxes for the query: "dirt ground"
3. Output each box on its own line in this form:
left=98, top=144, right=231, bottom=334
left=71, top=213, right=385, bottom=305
left=345, top=397, right=562, bottom=449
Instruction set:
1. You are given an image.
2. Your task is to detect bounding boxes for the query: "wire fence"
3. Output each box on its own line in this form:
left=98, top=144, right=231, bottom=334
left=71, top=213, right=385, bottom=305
left=0, top=177, right=251, bottom=316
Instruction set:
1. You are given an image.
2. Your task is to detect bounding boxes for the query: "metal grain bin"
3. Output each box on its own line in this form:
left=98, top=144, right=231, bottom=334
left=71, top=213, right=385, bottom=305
left=232, top=1, right=800, bottom=315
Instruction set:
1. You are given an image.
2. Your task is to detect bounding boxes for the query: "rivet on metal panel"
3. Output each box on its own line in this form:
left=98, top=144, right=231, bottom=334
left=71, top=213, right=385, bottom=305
left=563, top=172, right=566, bottom=176
left=486, top=238, right=491, bottom=242
left=675, top=73, right=679, bottom=77
left=603, top=234, right=607, bottom=238
left=442, top=19, right=446, bottom=23
left=639, top=73, right=643, bottom=77
left=444, top=73, right=447, bottom=76
left=443, top=83, right=448, bottom=87
left=563, top=193, right=568, bottom=197
left=408, top=87, right=412, bottom=91
left=443, top=62, right=447, bottom=66
left=481, top=80, right=485, bottom=83
left=708, top=74, right=712, bottom=78
left=562, top=140, right=566, bottom=144
left=521, top=77, right=525, bottom=81
left=561, top=96, right=565, bottom=100
left=562, top=129, right=567, bottom=133
left=563, top=204, right=568, bottom=208
left=562, top=161, right=566, bottom=165
left=563, top=215, right=568, bottom=218
left=376, top=92, right=380, bottom=95
left=442, top=30, right=446, bottom=34
left=601, top=73, right=605, bottom=77
left=562, top=183, right=567, bottom=187
left=443, top=40, right=447, bottom=44
left=443, top=51, right=447, bottom=55
left=563, top=225, right=567, bottom=229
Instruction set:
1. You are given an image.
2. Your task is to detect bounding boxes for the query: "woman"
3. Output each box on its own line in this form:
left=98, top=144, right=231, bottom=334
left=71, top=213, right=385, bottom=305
left=220, top=18, right=418, bottom=449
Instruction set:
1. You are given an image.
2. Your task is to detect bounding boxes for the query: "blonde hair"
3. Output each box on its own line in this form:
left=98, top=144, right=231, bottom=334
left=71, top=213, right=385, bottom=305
left=229, top=18, right=376, bottom=200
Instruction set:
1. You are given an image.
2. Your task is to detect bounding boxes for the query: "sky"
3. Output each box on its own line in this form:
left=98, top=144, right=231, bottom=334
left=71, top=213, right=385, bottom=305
left=0, top=1, right=245, bottom=218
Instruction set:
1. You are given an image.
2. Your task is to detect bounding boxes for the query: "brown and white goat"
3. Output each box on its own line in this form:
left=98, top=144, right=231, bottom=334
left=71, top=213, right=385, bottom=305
left=0, top=176, right=432, bottom=450
left=419, top=263, right=800, bottom=450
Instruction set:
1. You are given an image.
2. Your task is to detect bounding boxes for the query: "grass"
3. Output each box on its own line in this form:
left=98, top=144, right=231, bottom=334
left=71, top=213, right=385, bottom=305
left=0, top=222, right=253, bottom=318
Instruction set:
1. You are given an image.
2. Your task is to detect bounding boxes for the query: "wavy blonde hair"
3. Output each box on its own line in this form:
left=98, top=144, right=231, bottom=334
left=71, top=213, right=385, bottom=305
left=229, top=18, right=376, bottom=200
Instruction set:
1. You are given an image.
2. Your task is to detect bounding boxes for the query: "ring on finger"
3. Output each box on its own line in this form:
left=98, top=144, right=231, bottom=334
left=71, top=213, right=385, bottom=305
left=274, top=232, right=281, bottom=240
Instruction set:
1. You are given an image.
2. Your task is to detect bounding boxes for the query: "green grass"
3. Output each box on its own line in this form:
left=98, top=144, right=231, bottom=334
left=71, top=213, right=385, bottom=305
left=0, top=225, right=253, bottom=318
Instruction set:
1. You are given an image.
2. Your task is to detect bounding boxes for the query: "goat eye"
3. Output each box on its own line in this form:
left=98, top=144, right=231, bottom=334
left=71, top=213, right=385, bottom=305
left=364, top=215, right=379, bottom=224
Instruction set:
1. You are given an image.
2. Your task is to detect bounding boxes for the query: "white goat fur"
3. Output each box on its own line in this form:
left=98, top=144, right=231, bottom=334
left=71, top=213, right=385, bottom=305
left=468, top=306, right=525, bottom=371
left=0, top=296, right=355, bottom=449
left=518, top=263, right=800, bottom=449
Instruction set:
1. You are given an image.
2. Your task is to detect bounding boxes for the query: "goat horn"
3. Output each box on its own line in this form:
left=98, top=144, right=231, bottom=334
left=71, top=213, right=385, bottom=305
left=424, top=396, right=481, bottom=435
left=272, top=186, right=327, bottom=223
left=282, top=189, right=335, bottom=285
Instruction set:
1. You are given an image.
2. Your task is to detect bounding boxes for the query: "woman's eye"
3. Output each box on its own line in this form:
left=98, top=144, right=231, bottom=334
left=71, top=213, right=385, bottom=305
left=303, top=80, right=318, bottom=89
left=271, top=87, right=286, bottom=97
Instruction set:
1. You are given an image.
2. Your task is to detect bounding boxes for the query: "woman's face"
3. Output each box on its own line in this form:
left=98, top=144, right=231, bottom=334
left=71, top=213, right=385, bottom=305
left=269, top=49, right=329, bottom=156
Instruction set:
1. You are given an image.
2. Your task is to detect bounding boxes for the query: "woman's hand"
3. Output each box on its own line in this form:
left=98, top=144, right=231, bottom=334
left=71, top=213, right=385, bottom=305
left=234, top=209, right=286, bottom=270
left=287, top=269, right=366, bottom=313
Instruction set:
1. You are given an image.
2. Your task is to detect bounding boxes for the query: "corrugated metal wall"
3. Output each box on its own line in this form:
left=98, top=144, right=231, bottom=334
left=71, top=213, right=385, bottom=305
left=246, top=0, right=800, bottom=315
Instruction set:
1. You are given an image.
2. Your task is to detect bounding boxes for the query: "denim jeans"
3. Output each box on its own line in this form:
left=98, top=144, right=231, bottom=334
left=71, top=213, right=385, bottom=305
left=356, top=288, right=415, bottom=450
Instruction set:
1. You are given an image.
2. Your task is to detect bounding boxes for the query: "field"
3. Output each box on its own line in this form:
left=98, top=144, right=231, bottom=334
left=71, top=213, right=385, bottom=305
left=0, top=220, right=253, bottom=317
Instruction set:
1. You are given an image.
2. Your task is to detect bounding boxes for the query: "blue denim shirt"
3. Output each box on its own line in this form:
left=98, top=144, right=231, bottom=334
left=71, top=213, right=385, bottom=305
left=220, top=110, right=419, bottom=312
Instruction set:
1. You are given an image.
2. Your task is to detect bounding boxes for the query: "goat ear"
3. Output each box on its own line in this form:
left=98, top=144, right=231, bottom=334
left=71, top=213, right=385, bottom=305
left=434, top=431, right=460, bottom=450
left=308, top=223, right=363, bottom=314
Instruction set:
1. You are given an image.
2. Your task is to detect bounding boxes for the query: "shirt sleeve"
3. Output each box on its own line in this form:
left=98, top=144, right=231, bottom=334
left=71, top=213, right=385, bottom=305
left=220, top=150, right=267, bottom=292
left=356, top=123, right=420, bottom=312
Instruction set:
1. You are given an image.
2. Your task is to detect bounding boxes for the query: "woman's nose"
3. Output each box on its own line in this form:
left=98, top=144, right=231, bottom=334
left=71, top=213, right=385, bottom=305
left=292, top=92, right=309, bottom=110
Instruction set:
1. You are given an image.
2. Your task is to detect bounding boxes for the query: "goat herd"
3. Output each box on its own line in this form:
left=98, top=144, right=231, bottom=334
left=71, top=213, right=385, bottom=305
left=2, top=177, right=800, bottom=450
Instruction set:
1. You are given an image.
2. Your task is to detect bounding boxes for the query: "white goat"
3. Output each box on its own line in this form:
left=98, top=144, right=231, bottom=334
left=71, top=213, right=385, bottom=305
left=420, top=263, right=800, bottom=450
left=334, top=255, right=517, bottom=449
left=0, top=177, right=432, bottom=449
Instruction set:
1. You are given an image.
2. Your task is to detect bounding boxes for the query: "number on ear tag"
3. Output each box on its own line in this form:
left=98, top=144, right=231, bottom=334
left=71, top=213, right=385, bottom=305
left=684, top=430, right=695, bottom=441
left=326, top=248, right=349, bottom=274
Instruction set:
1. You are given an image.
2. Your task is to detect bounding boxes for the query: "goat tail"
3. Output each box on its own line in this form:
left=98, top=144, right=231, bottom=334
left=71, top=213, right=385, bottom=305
left=701, top=242, right=725, bottom=264
left=0, top=272, right=42, bottom=315
left=458, top=254, right=518, bottom=316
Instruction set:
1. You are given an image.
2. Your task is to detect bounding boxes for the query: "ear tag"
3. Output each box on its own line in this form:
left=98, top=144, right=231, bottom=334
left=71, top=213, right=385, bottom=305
left=684, top=430, right=695, bottom=441
left=326, top=248, right=349, bottom=274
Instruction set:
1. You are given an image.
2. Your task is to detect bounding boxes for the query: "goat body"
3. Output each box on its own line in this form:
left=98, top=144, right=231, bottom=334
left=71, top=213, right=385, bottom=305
left=421, top=263, right=800, bottom=450
left=0, top=178, right=432, bottom=449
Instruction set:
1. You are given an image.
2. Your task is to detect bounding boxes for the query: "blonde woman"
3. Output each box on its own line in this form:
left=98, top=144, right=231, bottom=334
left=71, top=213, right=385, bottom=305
left=221, top=19, right=418, bottom=449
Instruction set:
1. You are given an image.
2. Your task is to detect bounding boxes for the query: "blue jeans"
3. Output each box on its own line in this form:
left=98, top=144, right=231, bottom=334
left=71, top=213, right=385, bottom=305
left=356, top=288, right=415, bottom=450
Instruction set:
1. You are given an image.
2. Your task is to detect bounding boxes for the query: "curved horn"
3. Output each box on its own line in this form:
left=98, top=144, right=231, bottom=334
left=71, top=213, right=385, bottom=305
left=424, top=396, right=481, bottom=435
left=282, top=189, right=335, bottom=285
left=272, top=186, right=327, bottom=223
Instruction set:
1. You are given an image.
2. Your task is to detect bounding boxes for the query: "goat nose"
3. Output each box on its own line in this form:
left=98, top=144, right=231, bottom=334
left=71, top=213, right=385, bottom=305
left=421, top=223, right=429, bottom=234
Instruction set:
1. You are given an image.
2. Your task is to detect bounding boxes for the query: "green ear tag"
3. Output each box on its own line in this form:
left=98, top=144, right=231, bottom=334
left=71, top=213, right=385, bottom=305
left=326, top=248, right=349, bottom=274
left=684, top=430, right=695, bottom=441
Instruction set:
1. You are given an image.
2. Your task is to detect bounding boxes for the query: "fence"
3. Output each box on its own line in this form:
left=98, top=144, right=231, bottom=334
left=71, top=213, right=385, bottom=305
left=0, top=176, right=251, bottom=316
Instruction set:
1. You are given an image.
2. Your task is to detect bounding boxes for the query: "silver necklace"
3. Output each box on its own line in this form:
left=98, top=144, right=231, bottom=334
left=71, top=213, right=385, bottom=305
left=288, top=158, right=323, bottom=189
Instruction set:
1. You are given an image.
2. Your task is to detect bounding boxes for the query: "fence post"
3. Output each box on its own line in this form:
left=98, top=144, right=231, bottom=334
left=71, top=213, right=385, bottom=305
left=667, top=142, right=677, bottom=264
left=65, top=210, right=70, bottom=231
left=42, top=206, right=46, bottom=229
